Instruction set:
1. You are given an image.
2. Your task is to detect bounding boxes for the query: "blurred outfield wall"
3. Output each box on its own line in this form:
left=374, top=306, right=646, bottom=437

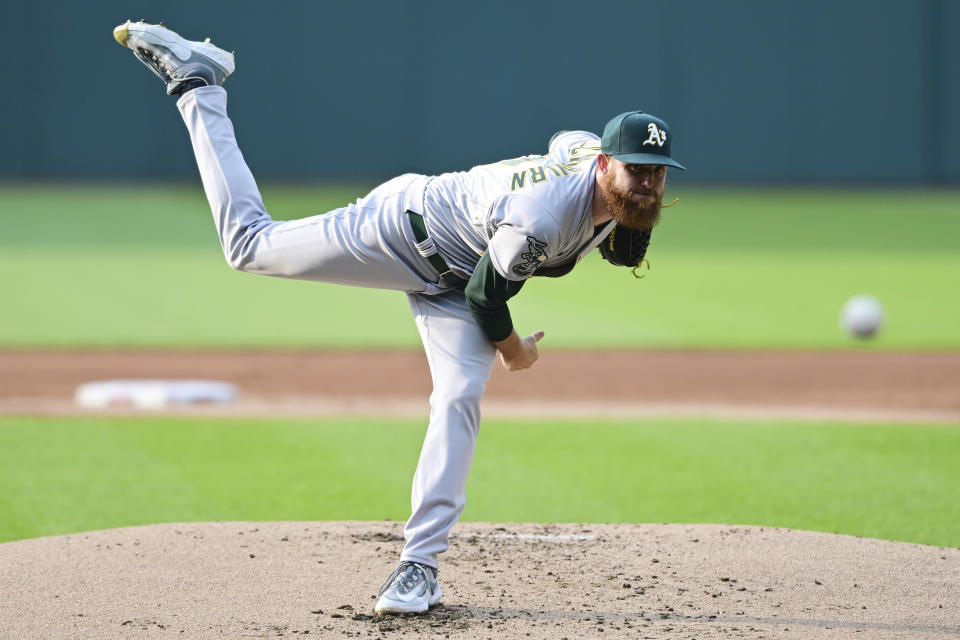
left=1, top=0, right=957, bottom=183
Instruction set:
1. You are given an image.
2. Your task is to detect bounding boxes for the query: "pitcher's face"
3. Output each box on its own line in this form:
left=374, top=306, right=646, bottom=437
left=596, top=155, right=667, bottom=231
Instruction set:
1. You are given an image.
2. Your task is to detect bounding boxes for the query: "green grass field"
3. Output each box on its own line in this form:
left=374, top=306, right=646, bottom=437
left=2, top=184, right=959, bottom=348
left=1, top=416, right=957, bottom=547
left=2, top=184, right=958, bottom=549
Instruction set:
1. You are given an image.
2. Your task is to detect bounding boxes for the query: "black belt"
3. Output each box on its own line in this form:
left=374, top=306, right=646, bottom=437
left=406, top=211, right=469, bottom=289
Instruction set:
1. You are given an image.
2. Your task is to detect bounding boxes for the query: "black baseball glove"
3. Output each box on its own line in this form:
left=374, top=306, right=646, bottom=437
left=598, top=225, right=652, bottom=277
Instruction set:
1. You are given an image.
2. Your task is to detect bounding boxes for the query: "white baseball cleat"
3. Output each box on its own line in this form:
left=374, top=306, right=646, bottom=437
left=374, top=561, right=442, bottom=615
left=113, top=20, right=235, bottom=95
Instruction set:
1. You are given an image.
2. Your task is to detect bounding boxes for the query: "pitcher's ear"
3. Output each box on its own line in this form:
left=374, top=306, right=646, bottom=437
left=597, top=153, right=611, bottom=174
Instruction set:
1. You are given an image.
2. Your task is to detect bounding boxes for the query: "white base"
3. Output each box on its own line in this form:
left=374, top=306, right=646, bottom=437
left=75, top=379, right=238, bottom=410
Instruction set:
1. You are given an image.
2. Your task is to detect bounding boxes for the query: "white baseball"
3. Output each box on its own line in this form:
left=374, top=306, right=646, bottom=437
left=840, top=294, right=884, bottom=339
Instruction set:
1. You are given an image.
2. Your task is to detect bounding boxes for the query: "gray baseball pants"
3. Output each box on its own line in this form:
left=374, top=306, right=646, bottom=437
left=178, top=85, right=496, bottom=568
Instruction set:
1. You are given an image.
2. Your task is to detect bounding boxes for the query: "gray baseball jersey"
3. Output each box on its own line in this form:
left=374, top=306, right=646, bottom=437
left=421, top=131, right=613, bottom=281
left=178, top=85, right=606, bottom=569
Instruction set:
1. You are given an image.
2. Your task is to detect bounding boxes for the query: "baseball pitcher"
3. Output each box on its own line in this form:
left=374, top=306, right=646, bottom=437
left=113, top=20, right=685, bottom=615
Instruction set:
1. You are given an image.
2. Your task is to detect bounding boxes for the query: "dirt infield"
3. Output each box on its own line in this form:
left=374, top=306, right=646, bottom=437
left=2, top=350, right=959, bottom=639
left=2, top=349, right=960, bottom=421
left=1, top=521, right=957, bottom=639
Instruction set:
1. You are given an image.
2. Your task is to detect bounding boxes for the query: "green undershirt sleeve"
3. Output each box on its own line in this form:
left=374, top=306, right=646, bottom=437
left=464, top=251, right=527, bottom=343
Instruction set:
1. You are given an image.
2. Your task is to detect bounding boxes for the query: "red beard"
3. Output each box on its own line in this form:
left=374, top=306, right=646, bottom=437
left=599, top=179, right=662, bottom=231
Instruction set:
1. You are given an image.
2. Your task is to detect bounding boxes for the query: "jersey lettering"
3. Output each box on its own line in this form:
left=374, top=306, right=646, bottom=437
left=506, top=143, right=598, bottom=192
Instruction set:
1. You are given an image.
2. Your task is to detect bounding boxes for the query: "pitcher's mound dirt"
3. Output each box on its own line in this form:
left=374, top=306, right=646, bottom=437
left=1, top=521, right=956, bottom=639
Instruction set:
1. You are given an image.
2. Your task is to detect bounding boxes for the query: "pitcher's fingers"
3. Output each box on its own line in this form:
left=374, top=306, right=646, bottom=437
left=531, top=330, right=545, bottom=342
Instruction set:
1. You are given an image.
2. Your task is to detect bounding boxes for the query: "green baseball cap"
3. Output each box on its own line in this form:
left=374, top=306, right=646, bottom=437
left=601, top=111, right=686, bottom=170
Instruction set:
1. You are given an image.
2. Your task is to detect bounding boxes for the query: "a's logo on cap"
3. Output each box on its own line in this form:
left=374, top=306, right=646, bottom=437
left=642, top=123, right=667, bottom=147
